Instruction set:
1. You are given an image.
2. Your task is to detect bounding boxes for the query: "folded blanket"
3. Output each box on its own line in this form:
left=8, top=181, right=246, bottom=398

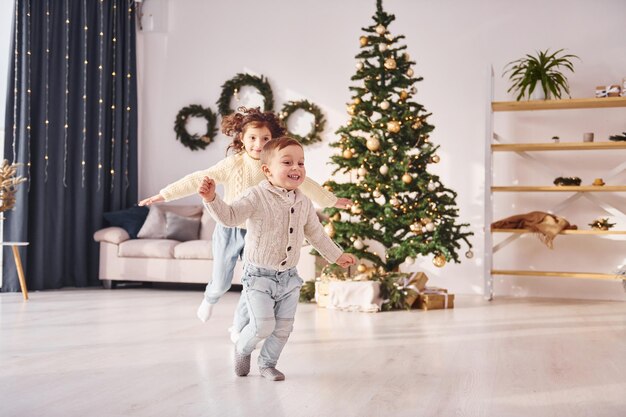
left=491, top=211, right=577, bottom=248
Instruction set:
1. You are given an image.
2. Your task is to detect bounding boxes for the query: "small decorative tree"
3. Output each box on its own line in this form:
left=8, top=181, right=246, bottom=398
left=323, top=0, right=473, bottom=272
left=0, top=160, right=27, bottom=215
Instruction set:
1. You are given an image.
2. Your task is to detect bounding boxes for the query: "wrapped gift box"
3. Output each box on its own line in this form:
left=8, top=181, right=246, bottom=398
left=416, top=287, right=454, bottom=310
left=404, top=272, right=429, bottom=307
left=327, top=281, right=382, bottom=313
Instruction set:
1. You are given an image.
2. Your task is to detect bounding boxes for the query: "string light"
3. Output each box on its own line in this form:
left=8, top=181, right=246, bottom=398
left=110, top=0, right=118, bottom=191
left=25, top=0, right=32, bottom=187
left=97, top=0, right=104, bottom=190
left=63, top=0, right=70, bottom=187
left=11, top=0, right=19, bottom=164
left=81, top=0, right=88, bottom=187
left=123, top=2, right=134, bottom=190
left=44, top=0, right=50, bottom=181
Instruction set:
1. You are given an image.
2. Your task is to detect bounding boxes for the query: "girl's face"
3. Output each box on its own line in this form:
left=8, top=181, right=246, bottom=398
left=241, top=125, right=272, bottom=160
left=262, top=145, right=306, bottom=190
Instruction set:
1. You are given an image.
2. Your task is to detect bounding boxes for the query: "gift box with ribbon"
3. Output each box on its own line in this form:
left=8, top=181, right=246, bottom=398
left=402, top=272, right=429, bottom=308
left=416, top=287, right=455, bottom=310
left=315, top=281, right=331, bottom=308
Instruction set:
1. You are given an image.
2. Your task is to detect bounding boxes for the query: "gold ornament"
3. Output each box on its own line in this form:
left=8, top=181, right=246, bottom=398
left=406, top=68, right=414, bottom=77
left=353, top=239, right=365, bottom=250
left=375, top=24, right=386, bottom=35
left=350, top=203, right=362, bottom=214
left=342, top=149, right=353, bottom=159
left=433, top=254, right=446, bottom=268
left=410, top=222, right=421, bottom=233
left=332, top=213, right=341, bottom=222
left=387, top=120, right=401, bottom=133
left=431, top=155, right=440, bottom=163
left=324, top=223, right=336, bottom=238
left=357, top=264, right=368, bottom=273
left=359, top=36, right=368, bottom=46
left=412, top=119, right=423, bottom=129
left=357, top=167, right=368, bottom=176
left=347, top=104, right=356, bottom=115
left=366, top=137, right=381, bottom=151
left=465, top=250, right=474, bottom=259
left=353, top=97, right=361, bottom=105
left=384, top=58, right=397, bottom=70
left=380, top=101, right=390, bottom=110
left=399, top=90, right=409, bottom=100
left=402, top=173, right=412, bottom=184
left=379, top=165, right=389, bottom=175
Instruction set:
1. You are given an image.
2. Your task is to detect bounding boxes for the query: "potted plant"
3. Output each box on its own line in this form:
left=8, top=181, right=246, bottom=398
left=503, top=49, right=579, bottom=101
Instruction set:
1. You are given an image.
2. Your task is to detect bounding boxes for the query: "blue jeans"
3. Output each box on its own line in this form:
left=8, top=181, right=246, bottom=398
left=237, top=264, right=303, bottom=368
left=204, top=225, right=246, bottom=309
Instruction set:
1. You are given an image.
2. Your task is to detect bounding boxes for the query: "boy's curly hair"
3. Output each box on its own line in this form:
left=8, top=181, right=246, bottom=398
left=222, top=107, right=286, bottom=155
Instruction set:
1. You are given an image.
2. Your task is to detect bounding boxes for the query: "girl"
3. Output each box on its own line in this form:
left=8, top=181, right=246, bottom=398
left=139, top=107, right=348, bottom=333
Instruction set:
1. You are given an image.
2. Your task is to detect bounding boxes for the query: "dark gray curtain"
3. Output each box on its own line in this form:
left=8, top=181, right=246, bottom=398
left=2, top=0, right=138, bottom=291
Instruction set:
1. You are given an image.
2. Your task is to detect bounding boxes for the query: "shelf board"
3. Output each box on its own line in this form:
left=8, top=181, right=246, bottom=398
left=492, top=270, right=623, bottom=280
left=492, top=185, right=626, bottom=192
left=492, top=228, right=626, bottom=235
left=492, top=142, right=626, bottom=152
left=492, top=97, right=626, bottom=112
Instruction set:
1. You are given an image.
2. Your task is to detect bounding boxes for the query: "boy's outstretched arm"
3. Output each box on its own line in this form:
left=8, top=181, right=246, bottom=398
left=200, top=176, right=255, bottom=227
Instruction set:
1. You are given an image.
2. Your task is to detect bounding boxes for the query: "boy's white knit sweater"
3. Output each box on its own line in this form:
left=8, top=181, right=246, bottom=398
left=159, top=152, right=337, bottom=207
left=204, top=180, right=343, bottom=271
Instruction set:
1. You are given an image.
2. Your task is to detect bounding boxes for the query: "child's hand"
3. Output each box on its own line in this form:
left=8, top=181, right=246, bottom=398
left=139, top=194, right=164, bottom=206
left=198, top=176, right=216, bottom=202
left=334, top=198, right=352, bottom=209
left=336, top=253, right=356, bottom=268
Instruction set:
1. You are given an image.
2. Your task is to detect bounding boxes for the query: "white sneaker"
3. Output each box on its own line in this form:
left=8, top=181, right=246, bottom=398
left=196, top=299, right=214, bottom=322
left=228, top=327, right=240, bottom=344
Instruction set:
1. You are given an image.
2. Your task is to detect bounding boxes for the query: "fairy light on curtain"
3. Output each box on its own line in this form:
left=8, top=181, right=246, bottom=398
left=25, top=0, right=32, bottom=187
left=110, top=1, right=118, bottom=191
left=123, top=0, right=133, bottom=191
left=11, top=0, right=19, bottom=164
left=97, top=0, right=104, bottom=190
left=44, top=0, right=51, bottom=181
left=62, top=0, right=70, bottom=187
left=81, top=0, right=88, bottom=187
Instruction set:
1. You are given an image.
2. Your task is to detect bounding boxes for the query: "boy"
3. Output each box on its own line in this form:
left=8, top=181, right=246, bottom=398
left=199, top=136, right=355, bottom=381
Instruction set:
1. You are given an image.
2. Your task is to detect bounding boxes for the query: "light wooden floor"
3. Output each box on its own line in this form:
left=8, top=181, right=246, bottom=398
left=1, top=287, right=624, bottom=417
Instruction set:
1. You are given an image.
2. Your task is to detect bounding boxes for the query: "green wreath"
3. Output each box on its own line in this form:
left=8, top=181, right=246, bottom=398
left=279, top=100, right=326, bottom=145
left=174, top=105, right=217, bottom=151
left=217, top=73, right=274, bottom=116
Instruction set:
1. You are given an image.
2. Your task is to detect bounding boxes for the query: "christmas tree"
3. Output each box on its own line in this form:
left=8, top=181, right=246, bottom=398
left=323, top=0, right=473, bottom=272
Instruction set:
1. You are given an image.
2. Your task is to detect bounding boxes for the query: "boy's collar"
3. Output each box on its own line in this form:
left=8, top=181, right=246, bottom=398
left=260, top=180, right=301, bottom=199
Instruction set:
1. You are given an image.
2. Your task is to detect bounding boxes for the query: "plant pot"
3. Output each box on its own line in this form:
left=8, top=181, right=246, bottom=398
left=530, top=83, right=546, bottom=100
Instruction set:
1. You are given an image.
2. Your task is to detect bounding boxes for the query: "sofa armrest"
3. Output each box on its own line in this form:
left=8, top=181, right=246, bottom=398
left=94, top=227, right=130, bottom=244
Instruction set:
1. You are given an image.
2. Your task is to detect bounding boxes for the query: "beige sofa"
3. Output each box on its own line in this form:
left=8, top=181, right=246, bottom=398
left=93, top=204, right=316, bottom=289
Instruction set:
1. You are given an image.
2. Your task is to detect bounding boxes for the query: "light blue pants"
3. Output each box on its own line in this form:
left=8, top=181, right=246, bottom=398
left=204, top=225, right=247, bottom=324
left=237, top=264, right=303, bottom=368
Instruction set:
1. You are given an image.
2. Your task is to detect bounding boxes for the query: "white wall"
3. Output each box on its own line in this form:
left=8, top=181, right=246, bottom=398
left=138, top=0, right=626, bottom=301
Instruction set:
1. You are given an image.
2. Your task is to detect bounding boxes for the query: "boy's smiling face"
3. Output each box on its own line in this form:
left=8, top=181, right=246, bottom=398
left=262, top=144, right=306, bottom=190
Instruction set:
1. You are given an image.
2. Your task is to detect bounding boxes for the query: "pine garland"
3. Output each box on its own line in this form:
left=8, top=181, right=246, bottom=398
left=279, top=100, right=326, bottom=145
left=217, top=73, right=274, bottom=116
left=173, top=105, right=217, bottom=151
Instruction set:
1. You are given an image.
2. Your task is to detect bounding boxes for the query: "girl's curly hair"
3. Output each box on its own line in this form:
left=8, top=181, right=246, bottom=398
left=222, top=107, right=286, bottom=155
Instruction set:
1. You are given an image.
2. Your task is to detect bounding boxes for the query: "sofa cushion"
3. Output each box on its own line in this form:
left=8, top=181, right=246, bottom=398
left=103, top=206, right=149, bottom=239
left=165, top=212, right=201, bottom=241
left=174, top=240, right=213, bottom=260
left=93, top=227, right=130, bottom=244
left=138, top=205, right=202, bottom=239
left=118, top=239, right=179, bottom=258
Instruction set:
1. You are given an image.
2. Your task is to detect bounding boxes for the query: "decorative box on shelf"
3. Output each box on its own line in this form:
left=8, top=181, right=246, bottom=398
left=416, top=287, right=455, bottom=311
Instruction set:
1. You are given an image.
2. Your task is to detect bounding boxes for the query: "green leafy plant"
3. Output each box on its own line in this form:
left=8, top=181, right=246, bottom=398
left=503, top=49, right=579, bottom=101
